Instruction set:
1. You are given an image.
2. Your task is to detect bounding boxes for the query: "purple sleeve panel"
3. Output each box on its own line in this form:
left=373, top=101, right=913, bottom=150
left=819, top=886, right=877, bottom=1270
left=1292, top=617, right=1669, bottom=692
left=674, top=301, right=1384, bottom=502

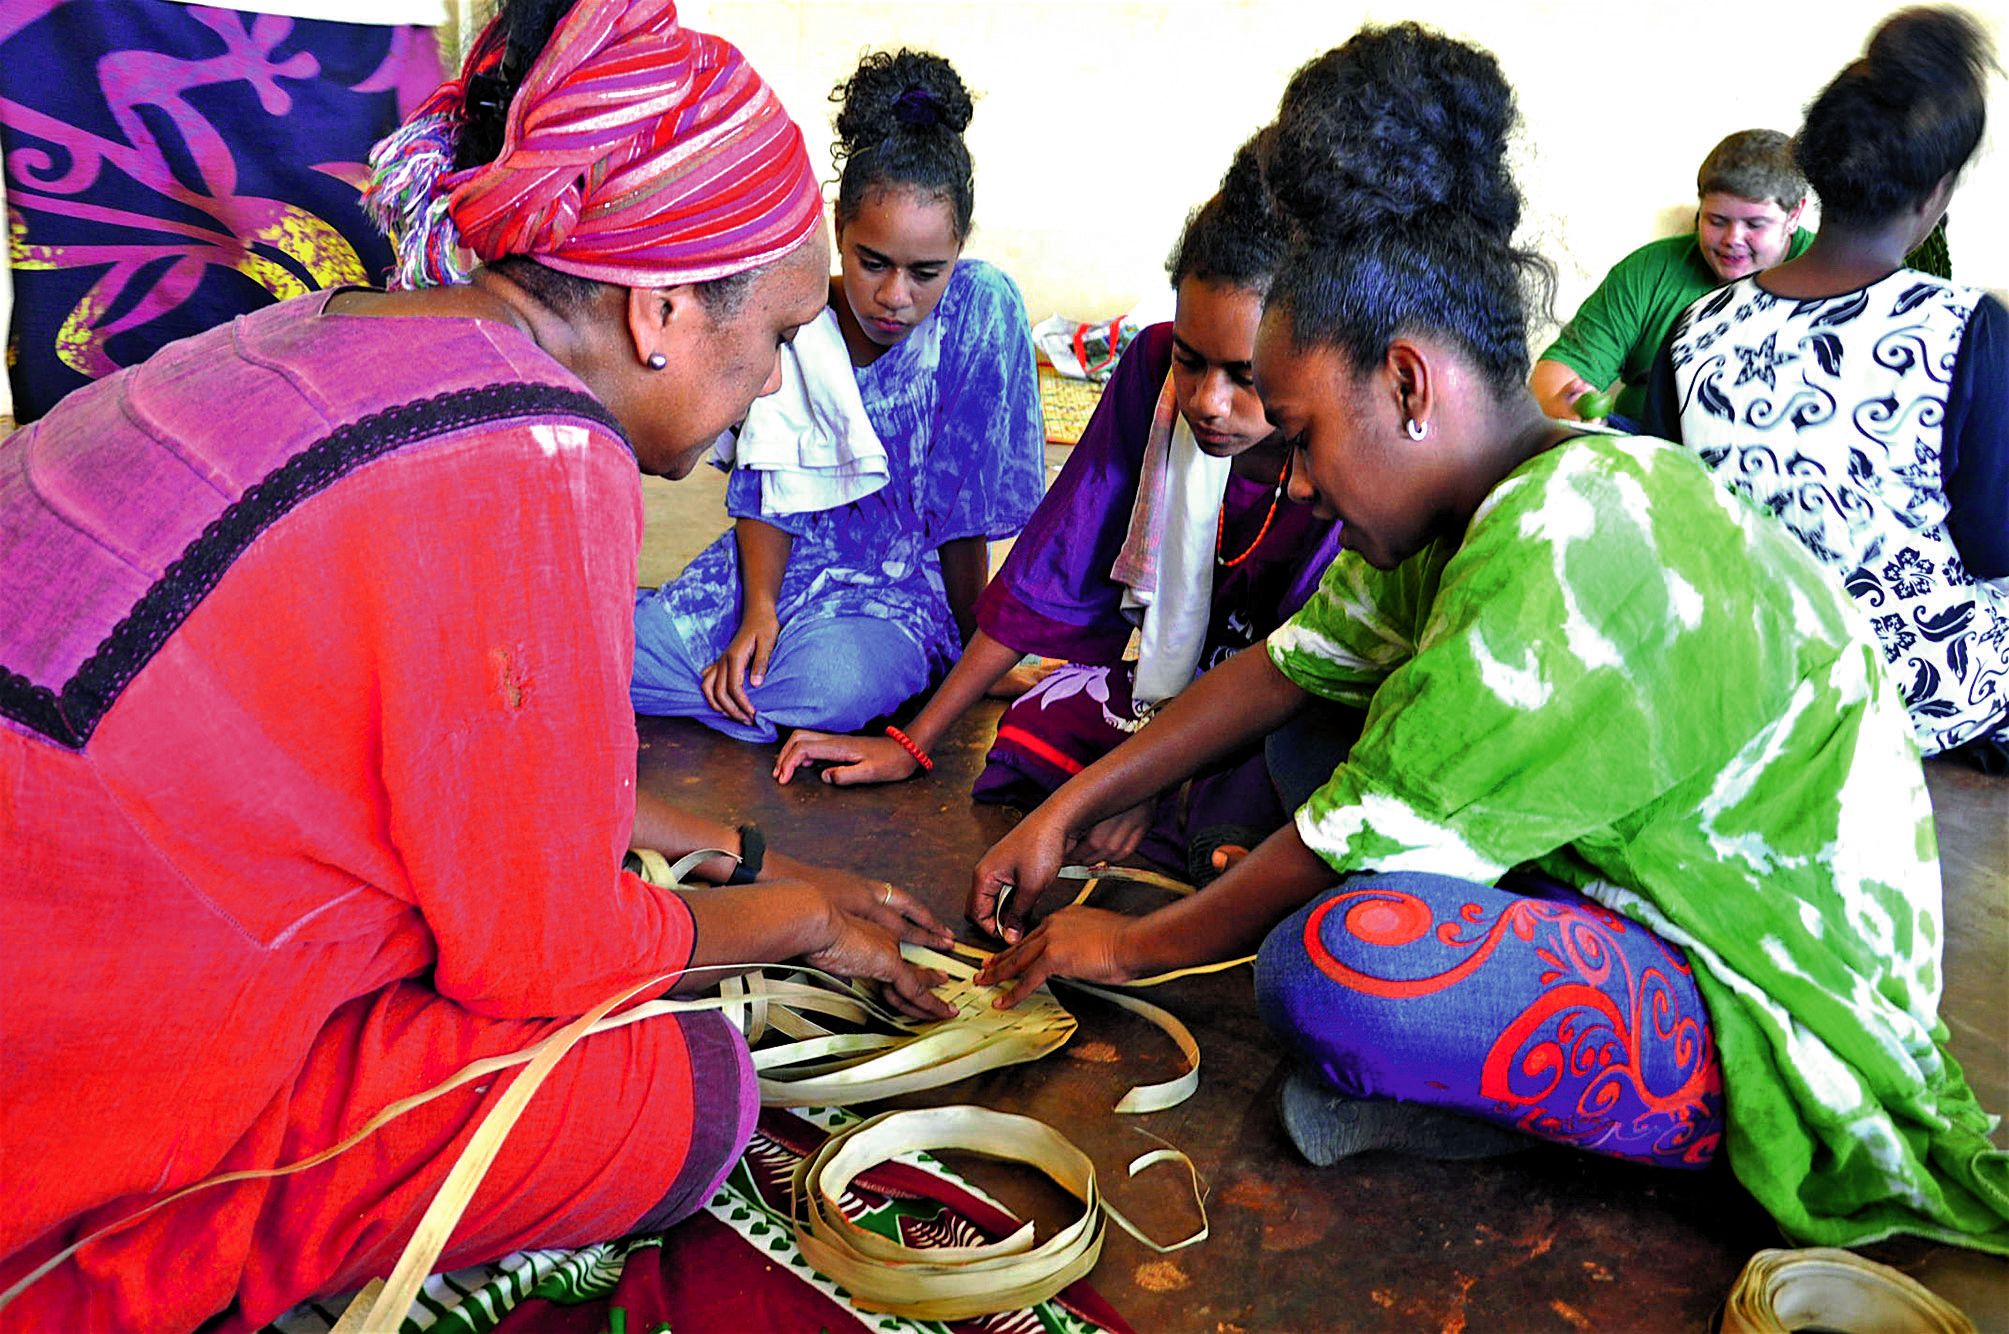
left=974, top=323, right=1176, bottom=665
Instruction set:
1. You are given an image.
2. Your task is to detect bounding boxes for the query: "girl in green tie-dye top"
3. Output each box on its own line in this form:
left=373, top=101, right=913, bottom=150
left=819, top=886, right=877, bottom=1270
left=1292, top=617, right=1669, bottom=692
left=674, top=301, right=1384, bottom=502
left=968, top=21, right=2007, bottom=1256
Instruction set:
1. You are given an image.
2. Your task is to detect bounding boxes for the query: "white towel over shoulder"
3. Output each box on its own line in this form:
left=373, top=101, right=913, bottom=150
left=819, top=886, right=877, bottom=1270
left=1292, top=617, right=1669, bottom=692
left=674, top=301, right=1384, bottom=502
left=1113, top=375, right=1232, bottom=706
left=711, top=307, right=890, bottom=516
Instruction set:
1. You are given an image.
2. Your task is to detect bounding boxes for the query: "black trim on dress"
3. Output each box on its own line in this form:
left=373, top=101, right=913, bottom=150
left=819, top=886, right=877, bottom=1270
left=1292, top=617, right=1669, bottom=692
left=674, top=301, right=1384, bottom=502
left=1, top=382, right=626, bottom=749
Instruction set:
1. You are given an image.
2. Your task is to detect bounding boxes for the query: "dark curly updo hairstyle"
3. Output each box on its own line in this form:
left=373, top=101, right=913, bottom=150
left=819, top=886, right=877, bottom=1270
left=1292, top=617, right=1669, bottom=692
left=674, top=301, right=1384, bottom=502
left=1794, top=6, right=1994, bottom=229
left=451, top=0, right=754, bottom=312
left=1260, top=23, right=1552, bottom=397
left=1167, top=128, right=1290, bottom=294
left=831, top=49, right=976, bottom=241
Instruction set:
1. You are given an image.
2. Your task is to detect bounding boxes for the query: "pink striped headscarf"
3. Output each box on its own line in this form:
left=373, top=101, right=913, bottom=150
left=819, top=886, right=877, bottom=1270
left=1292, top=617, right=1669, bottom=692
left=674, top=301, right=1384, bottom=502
left=365, top=0, right=821, bottom=290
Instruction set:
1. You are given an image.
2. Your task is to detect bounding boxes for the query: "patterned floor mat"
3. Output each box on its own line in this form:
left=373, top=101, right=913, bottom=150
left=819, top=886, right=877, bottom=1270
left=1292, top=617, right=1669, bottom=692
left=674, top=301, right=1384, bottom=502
left=263, top=1107, right=1134, bottom=1334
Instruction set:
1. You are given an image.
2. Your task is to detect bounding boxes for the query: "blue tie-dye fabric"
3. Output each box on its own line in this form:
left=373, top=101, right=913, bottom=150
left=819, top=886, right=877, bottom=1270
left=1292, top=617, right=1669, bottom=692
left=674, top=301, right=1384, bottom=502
left=634, top=258, right=1046, bottom=718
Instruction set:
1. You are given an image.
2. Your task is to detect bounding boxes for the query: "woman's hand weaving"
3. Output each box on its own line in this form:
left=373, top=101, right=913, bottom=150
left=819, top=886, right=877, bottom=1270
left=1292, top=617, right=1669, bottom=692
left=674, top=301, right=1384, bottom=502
left=810, top=871, right=954, bottom=951
left=804, top=905, right=956, bottom=1022
left=680, top=877, right=953, bottom=1020
left=974, top=907, right=1139, bottom=1008
left=969, top=801, right=1076, bottom=943
left=1070, top=801, right=1153, bottom=866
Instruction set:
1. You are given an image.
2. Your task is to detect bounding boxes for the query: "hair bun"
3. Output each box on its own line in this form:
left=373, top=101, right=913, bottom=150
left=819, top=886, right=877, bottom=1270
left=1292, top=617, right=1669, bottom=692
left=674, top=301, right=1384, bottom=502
left=1863, top=5, right=1991, bottom=99
left=1795, top=5, right=1991, bottom=227
left=833, top=48, right=973, bottom=159
left=1262, top=22, right=1523, bottom=245
left=1220, top=127, right=1273, bottom=205
left=892, top=86, right=945, bottom=127
left=1166, top=126, right=1289, bottom=290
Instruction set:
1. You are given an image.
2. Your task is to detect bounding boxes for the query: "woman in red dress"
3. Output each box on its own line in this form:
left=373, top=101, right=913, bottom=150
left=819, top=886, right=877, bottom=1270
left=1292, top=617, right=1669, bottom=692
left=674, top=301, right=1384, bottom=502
left=0, top=3, right=953, bottom=1329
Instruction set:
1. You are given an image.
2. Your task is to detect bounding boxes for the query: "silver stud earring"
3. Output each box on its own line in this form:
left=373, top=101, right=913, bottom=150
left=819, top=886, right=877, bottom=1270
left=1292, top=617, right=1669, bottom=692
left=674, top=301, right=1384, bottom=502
left=1405, top=417, right=1428, bottom=441
left=646, top=352, right=667, bottom=371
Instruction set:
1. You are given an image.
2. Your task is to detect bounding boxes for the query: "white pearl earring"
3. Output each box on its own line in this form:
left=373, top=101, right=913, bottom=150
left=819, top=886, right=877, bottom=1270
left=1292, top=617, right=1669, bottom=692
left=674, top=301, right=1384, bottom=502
left=1405, top=417, right=1428, bottom=441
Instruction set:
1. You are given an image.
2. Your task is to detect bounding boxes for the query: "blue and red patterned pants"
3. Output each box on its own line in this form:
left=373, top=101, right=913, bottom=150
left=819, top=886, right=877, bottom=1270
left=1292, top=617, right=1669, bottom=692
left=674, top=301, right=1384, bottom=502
left=1256, top=871, right=1723, bottom=1169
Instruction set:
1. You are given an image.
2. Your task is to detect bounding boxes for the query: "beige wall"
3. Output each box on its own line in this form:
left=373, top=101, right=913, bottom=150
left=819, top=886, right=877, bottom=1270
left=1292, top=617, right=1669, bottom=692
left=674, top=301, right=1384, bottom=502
left=684, top=0, right=2009, bottom=339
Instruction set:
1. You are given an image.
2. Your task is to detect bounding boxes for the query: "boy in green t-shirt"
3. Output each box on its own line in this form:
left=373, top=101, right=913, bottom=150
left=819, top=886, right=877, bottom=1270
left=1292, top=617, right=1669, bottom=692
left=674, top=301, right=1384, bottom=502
left=1532, top=129, right=1811, bottom=423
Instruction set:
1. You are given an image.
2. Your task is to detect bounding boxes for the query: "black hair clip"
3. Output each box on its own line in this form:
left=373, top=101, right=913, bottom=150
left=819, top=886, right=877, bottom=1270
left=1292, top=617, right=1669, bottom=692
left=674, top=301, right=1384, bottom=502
left=892, top=87, right=940, bottom=127
left=463, top=70, right=511, bottom=122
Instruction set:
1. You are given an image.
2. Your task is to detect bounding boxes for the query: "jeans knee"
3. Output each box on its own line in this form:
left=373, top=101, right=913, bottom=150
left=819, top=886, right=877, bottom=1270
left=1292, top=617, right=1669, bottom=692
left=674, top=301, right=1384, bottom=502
left=630, top=600, right=705, bottom=716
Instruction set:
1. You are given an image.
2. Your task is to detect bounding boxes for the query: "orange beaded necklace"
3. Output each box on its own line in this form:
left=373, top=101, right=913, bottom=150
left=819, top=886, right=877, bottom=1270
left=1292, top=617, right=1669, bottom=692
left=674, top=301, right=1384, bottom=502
left=1216, top=450, right=1292, bottom=568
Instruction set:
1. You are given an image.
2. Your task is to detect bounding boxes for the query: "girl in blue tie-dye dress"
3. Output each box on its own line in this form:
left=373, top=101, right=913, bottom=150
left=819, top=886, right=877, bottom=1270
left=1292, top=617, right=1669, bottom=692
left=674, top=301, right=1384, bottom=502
left=630, top=49, right=1044, bottom=741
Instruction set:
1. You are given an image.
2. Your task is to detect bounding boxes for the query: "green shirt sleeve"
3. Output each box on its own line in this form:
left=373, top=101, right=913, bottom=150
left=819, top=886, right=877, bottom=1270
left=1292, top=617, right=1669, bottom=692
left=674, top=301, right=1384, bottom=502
left=1266, top=544, right=1442, bottom=709
left=1544, top=230, right=1817, bottom=420
left=1539, top=241, right=1665, bottom=393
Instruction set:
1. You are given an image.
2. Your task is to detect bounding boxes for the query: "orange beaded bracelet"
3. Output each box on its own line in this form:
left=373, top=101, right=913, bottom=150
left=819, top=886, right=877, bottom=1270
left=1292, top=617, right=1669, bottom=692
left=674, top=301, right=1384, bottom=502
left=884, top=724, right=934, bottom=772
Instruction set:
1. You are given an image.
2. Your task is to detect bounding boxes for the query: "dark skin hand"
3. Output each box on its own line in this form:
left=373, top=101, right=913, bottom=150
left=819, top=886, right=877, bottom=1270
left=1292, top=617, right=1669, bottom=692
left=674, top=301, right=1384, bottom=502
left=775, top=629, right=1022, bottom=785
left=966, top=645, right=1330, bottom=1008
left=967, top=641, right=1312, bottom=942
left=629, top=789, right=955, bottom=1019
left=705, top=517, right=792, bottom=726
left=677, top=877, right=955, bottom=1020
left=1069, top=800, right=1155, bottom=868
left=974, top=822, right=1337, bottom=1007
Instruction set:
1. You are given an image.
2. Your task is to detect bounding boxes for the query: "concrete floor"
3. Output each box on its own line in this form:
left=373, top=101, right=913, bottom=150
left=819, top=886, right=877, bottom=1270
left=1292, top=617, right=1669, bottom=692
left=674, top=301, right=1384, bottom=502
left=635, top=466, right=2008, bottom=1332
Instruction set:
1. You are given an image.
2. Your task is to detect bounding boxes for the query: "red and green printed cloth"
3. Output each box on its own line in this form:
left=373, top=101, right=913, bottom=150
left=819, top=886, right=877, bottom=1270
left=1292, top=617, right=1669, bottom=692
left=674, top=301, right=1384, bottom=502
left=262, top=1107, right=1133, bottom=1334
